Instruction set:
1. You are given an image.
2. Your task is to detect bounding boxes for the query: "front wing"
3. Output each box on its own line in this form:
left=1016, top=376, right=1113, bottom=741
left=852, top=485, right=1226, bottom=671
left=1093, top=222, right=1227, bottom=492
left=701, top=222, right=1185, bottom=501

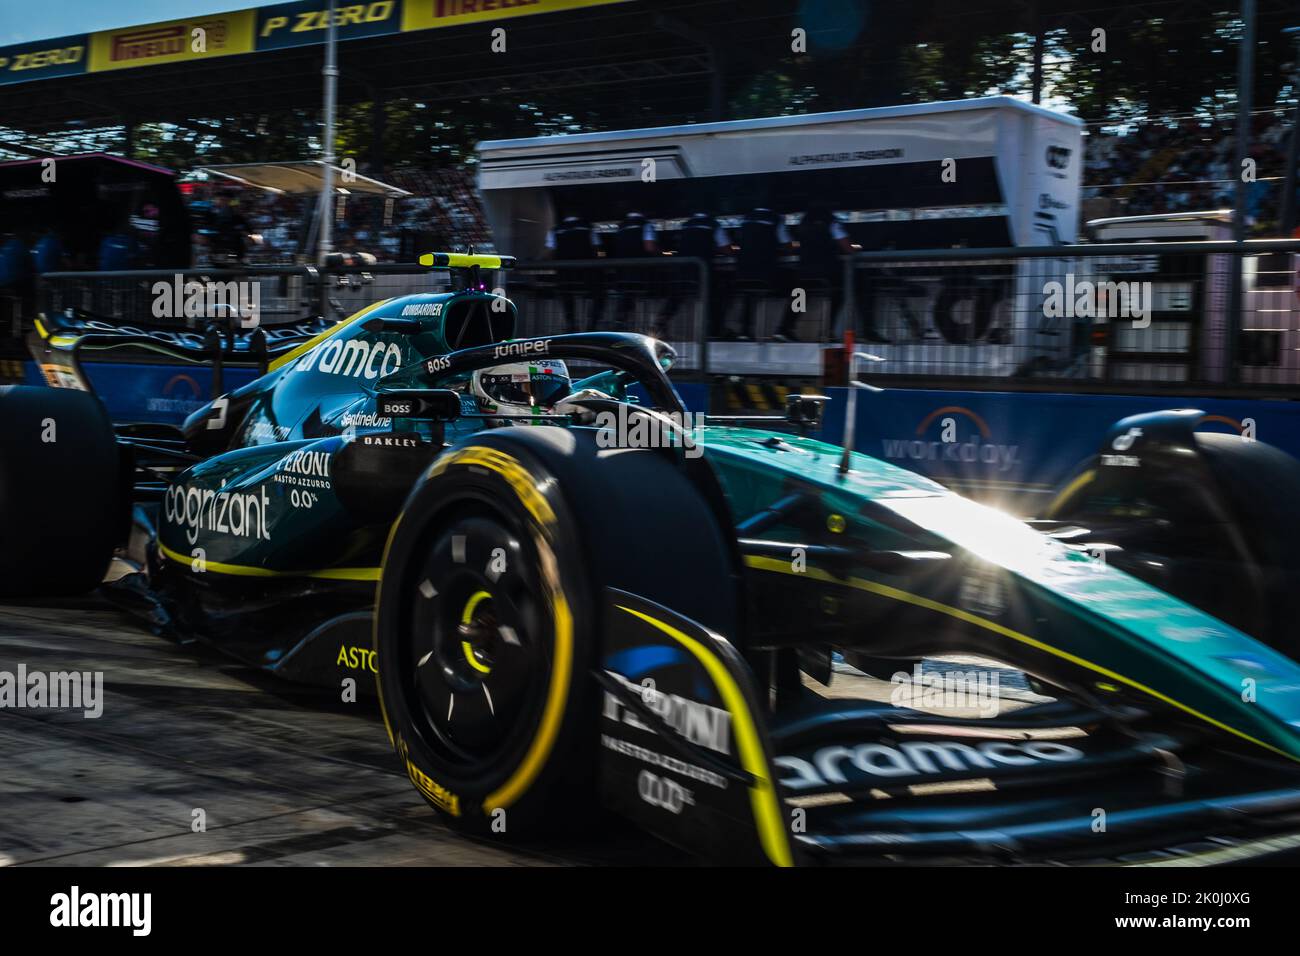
left=594, top=589, right=1300, bottom=866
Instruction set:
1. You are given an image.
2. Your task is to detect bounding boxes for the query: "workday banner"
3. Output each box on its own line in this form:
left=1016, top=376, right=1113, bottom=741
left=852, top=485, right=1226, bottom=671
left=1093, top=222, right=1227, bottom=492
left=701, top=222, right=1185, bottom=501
left=821, top=388, right=1300, bottom=512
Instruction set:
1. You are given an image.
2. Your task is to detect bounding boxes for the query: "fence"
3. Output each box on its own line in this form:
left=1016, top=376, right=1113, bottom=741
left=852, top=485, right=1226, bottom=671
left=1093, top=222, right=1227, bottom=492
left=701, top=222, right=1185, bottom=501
left=282, top=256, right=847, bottom=380
left=18, top=239, right=1300, bottom=393
left=38, top=265, right=319, bottom=333
left=843, top=239, right=1300, bottom=393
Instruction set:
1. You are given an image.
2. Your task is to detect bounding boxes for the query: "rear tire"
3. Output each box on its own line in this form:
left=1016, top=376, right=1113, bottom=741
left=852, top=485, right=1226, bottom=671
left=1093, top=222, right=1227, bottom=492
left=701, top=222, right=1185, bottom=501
left=375, top=426, right=739, bottom=837
left=0, top=386, right=123, bottom=597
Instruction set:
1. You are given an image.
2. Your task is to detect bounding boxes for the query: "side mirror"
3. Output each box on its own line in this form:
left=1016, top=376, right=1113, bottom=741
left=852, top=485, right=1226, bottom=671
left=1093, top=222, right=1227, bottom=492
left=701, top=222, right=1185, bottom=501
left=376, top=389, right=462, bottom=421
left=786, top=393, right=828, bottom=431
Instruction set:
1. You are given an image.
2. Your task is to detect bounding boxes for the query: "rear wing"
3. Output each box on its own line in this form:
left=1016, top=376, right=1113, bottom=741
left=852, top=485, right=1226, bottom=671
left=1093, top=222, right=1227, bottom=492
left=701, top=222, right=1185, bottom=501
left=27, top=308, right=333, bottom=398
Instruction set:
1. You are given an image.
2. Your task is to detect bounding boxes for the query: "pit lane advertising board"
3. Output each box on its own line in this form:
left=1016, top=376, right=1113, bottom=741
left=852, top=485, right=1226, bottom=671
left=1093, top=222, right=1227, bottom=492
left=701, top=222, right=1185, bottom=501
left=0, top=1, right=636, bottom=84
left=255, top=1, right=404, bottom=50
left=821, top=387, right=1300, bottom=513
left=87, top=11, right=258, bottom=73
left=0, top=34, right=89, bottom=85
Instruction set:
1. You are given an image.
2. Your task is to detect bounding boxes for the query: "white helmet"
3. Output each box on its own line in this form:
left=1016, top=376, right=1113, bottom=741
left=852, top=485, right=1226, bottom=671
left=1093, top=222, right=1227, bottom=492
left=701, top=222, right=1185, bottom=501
left=470, top=359, right=571, bottom=419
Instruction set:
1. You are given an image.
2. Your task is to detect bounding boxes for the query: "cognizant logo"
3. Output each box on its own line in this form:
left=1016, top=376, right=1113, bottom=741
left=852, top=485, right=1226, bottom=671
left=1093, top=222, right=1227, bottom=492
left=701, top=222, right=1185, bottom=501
left=164, top=483, right=271, bottom=546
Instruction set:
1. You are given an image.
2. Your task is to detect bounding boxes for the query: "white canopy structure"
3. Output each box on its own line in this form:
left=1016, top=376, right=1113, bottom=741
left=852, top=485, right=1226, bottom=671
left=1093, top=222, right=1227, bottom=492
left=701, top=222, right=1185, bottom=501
left=197, top=160, right=410, bottom=198
left=477, top=96, right=1083, bottom=257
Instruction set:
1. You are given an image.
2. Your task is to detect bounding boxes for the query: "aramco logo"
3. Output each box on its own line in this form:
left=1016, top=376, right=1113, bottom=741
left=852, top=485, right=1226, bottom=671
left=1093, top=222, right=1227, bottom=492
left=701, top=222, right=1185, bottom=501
left=880, top=406, right=1020, bottom=473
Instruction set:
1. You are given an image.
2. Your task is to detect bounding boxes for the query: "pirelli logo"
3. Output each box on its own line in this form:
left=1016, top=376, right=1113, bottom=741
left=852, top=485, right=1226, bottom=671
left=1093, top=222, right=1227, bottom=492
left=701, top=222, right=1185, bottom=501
left=433, top=0, right=544, bottom=16
left=406, top=760, right=461, bottom=816
left=112, top=26, right=186, bottom=62
left=402, top=0, right=633, bottom=32
left=111, top=20, right=232, bottom=62
left=89, top=12, right=254, bottom=72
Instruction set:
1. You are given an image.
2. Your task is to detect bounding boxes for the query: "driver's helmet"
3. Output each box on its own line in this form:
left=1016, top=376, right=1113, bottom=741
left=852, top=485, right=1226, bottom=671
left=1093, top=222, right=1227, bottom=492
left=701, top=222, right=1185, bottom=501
left=470, top=359, right=571, bottom=419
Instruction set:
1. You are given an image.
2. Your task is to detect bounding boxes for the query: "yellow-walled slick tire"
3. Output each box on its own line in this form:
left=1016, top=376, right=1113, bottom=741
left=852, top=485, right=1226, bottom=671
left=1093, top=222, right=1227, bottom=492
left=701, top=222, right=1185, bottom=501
left=375, top=426, right=739, bottom=837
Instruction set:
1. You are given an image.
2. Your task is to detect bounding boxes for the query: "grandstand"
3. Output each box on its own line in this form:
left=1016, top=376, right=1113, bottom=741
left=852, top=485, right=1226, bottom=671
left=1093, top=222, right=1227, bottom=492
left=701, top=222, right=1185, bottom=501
left=183, top=166, right=491, bottom=264
left=1082, top=110, right=1296, bottom=232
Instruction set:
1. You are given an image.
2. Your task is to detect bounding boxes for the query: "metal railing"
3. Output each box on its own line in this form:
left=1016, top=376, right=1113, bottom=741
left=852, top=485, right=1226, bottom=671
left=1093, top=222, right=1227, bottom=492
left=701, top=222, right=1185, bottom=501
left=39, top=265, right=319, bottom=332
left=509, top=257, right=713, bottom=377
left=18, top=238, right=1300, bottom=393
left=840, top=239, right=1300, bottom=392
left=309, top=257, right=721, bottom=380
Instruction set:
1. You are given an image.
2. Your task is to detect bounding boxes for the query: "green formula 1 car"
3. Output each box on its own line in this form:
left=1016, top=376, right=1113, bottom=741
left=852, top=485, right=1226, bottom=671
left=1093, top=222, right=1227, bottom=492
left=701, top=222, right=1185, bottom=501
left=3, top=253, right=1300, bottom=865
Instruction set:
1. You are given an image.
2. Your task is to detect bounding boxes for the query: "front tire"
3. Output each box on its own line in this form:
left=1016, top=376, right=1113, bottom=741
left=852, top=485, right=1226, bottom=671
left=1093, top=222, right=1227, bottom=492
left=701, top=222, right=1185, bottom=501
left=375, top=426, right=740, bottom=837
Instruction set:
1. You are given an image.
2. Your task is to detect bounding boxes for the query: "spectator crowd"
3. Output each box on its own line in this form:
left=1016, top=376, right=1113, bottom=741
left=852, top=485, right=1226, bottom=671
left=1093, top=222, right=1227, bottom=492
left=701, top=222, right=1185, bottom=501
left=1082, top=110, right=1296, bottom=231
left=186, top=166, right=493, bottom=266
